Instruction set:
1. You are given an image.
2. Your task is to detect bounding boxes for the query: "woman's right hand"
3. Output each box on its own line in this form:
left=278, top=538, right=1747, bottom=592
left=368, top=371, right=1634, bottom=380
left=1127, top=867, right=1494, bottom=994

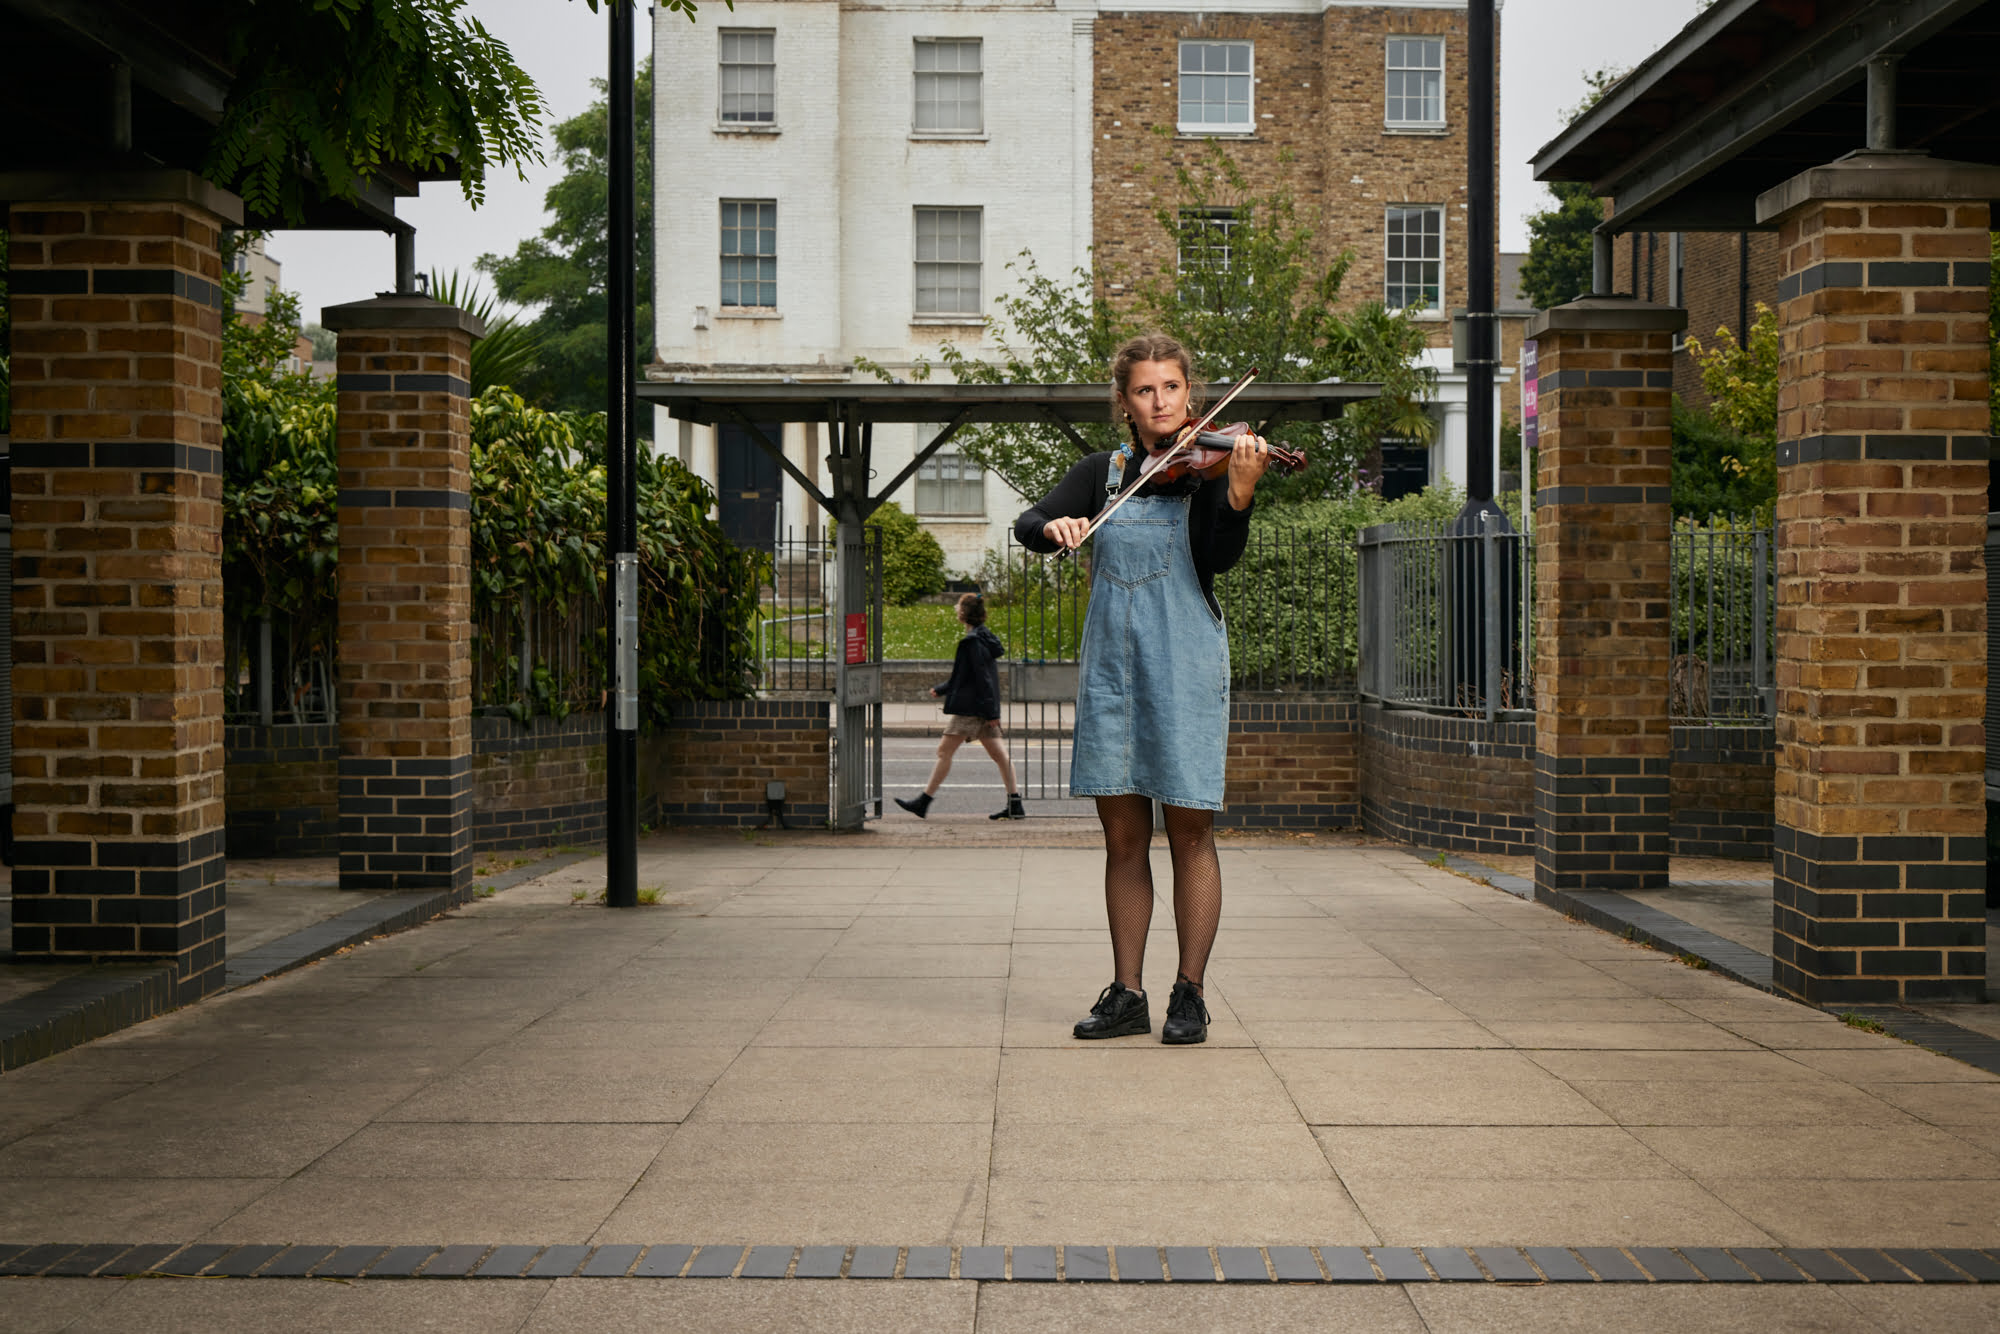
left=1043, top=516, right=1089, bottom=550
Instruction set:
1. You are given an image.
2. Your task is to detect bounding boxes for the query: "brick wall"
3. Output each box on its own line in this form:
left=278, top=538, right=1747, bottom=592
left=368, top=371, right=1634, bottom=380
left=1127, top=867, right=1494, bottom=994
left=1672, top=724, right=1776, bottom=860
left=1219, top=695, right=1356, bottom=829
left=223, top=723, right=337, bottom=858
left=1093, top=5, right=1473, bottom=346
left=1608, top=228, right=1784, bottom=411
left=1357, top=705, right=1535, bottom=856
left=6, top=186, right=233, bottom=1000
left=646, top=699, right=831, bottom=827
left=474, top=715, right=608, bottom=850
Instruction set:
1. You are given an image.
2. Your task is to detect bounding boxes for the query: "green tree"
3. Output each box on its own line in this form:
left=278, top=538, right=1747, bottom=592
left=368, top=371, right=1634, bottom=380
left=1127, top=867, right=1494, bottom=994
left=478, top=60, right=655, bottom=419
left=1518, top=181, right=1601, bottom=310
left=1518, top=66, right=1628, bottom=311
left=896, top=144, right=1436, bottom=505
left=1673, top=303, right=1779, bottom=521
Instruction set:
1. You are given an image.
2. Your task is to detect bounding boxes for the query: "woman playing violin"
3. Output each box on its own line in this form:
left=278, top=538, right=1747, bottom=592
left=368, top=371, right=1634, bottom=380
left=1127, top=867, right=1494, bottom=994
left=1014, top=332, right=1275, bottom=1045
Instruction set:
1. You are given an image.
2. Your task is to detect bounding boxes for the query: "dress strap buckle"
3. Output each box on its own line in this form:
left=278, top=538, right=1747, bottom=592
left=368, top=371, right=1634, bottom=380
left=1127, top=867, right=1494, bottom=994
left=1106, top=445, right=1131, bottom=497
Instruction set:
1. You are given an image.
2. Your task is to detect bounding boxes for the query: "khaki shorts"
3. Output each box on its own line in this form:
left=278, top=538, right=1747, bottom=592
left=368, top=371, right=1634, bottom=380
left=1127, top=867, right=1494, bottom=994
left=943, top=714, right=1002, bottom=740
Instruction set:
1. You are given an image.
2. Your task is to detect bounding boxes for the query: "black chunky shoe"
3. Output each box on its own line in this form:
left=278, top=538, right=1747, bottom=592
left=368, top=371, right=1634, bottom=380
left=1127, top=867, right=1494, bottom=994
left=1073, top=982, right=1149, bottom=1039
left=895, top=792, right=933, bottom=819
left=990, top=793, right=1026, bottom=820
left=1162, top=980, right=1209, bottom=1045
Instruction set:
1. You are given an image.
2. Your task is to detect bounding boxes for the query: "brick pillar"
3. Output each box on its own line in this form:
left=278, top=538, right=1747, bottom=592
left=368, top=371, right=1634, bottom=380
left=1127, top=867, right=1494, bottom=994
left=320, top=296, right=484, bottom=894
left=1756, top=153, right=1997, bottom=1003
left=1527, top=298, right=1685, bottom=898
left=2, top=172, right=240, bottom=1001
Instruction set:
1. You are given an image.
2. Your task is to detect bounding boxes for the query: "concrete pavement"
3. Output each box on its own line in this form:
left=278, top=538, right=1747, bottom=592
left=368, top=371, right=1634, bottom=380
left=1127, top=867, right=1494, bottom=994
left=1, top=829, right=1996, bottom=1330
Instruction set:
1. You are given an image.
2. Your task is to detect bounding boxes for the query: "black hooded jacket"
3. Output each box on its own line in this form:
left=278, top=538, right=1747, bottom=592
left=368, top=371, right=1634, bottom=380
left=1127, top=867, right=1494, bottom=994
left=936, top=624, right=1005, bottom=719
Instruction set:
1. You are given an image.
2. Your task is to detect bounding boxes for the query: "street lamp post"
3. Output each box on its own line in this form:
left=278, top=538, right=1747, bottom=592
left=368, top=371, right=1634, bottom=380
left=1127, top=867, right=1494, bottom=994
left=605, top=0, right=639, bottom=907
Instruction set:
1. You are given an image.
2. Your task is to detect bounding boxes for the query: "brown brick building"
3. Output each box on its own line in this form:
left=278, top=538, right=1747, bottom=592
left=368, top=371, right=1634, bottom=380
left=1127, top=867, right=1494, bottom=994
left=1610, top=227, right=1785, bottom=407
left=1092, top=3, right=1483, bottom=352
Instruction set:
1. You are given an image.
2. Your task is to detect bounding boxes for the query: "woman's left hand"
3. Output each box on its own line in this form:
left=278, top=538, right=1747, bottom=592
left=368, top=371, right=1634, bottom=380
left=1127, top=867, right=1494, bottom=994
left=1226, top=431, right=1271, bottom=510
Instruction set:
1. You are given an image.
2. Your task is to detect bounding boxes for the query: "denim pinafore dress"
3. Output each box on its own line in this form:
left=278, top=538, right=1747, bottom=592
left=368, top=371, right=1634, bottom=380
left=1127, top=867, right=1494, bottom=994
left=1069, top=449, right=1230, bottom=811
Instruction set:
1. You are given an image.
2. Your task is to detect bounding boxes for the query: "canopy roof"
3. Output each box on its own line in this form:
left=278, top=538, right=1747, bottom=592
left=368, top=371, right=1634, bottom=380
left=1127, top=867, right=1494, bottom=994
left=0, top=0, right=456, bottom=229
left=1531, top=0, right=2000, bottom=232
left=639, top=379, right=1380, bottom=427
left=638, top=379, right=1383, bottom=517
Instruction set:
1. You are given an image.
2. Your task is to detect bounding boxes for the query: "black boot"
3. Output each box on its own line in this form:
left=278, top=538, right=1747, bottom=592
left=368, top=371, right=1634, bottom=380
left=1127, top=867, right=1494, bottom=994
left=1073, top=982, right=1149, bottom=1039
left=990, top=793, right=1026, bottom=820
left=895, top=792, right=933, bottom=819
left=1162, top=980, right=1209, bottom=1045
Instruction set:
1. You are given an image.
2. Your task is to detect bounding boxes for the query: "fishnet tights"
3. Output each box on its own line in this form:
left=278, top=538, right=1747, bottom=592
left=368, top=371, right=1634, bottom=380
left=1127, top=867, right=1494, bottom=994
left=1095, top=795, right=1222, bottom=996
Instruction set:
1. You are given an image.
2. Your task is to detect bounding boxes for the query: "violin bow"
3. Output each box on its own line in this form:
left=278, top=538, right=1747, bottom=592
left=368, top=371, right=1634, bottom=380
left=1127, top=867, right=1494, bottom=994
left=1053, top=367, right=1261, bottom=563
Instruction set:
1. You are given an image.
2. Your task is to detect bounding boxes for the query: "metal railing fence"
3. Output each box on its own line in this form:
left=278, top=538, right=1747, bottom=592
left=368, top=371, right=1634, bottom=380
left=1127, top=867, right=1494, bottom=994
left=1670, top=518, right=1773, bottom=721
left=224, top=613, right=336, bottom=725
left=1213, top=526, right=1360, bottom=691
left=1356, top=513, right=1533, bottom=720
left=472, top=591, right=606, bottom=718
left=758, top=529, right=837, bottom=692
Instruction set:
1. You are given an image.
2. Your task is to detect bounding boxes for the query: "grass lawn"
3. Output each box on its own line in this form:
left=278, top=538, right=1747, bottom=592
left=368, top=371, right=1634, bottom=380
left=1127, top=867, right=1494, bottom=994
left=758, top=601, right=1089, bottom=660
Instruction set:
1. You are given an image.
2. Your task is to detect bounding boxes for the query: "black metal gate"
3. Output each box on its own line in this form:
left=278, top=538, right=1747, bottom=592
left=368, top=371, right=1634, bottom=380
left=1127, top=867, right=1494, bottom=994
left=993, top=535, right=1089, bottom=808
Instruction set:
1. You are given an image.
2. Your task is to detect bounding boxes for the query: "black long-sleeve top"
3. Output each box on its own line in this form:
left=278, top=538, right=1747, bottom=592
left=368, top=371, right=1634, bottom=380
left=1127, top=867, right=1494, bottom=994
left=934, top=624, right=1005, bottom=719
left=1014, top=452, right=1255, bottom=616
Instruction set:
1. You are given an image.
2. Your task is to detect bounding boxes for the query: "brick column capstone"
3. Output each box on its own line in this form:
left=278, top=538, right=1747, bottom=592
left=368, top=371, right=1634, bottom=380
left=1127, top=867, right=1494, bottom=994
left=1757, top=152, right=1997, bottom=1003
left=1527, top=297, right=1686, bottom=899
left=2, top=171, right=241, bottom=1001
left=320, top=295, right=484, bottom=894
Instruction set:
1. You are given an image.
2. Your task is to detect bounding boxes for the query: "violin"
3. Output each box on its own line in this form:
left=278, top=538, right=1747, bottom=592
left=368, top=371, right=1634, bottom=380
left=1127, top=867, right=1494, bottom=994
left=1137, top=421, right=1309, bottom=485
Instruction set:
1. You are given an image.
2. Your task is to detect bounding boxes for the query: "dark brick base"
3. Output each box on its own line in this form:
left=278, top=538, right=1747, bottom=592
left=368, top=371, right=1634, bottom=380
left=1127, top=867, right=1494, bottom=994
left=338, top=756, right=473, bottom=894
left=1357, top=706, right=1534, bottom=855
left=474, top=715, right=609, bottom=850
left=1772, top=824, right=1987, bottom=1004
left=1534, top=753, right=1672, bottom=895
left=9, top=830, right=228, bottom=1003
left=1672, top=724, right=1774, bottom=860
left=225, top=723, right=339, bottom=858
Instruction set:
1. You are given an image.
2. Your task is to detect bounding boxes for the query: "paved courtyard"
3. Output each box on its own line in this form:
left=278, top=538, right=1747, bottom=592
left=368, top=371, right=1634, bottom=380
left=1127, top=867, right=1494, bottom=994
left=1, top=830, right=1996, bottom=1330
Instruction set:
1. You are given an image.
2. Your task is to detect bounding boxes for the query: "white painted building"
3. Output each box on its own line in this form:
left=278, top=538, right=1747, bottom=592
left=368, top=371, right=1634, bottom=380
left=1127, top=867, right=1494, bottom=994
left=650, top=0, right=1096, bottom=568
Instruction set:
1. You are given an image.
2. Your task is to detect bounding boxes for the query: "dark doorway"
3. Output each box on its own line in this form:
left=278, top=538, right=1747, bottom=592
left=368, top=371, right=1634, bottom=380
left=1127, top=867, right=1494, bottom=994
left=1378, top=439, right=1429, bottom=502
left=717, top=422, right=782, bottom=551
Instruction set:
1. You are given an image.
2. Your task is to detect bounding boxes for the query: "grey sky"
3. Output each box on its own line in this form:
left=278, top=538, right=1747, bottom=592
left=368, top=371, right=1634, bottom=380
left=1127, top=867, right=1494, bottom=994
left=274, top=0, right=1710, bottom=327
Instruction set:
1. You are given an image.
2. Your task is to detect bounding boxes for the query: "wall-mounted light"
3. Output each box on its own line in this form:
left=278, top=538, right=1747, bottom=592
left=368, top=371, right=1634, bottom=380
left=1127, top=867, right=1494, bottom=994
left=759, top=778, right=788, bottom=829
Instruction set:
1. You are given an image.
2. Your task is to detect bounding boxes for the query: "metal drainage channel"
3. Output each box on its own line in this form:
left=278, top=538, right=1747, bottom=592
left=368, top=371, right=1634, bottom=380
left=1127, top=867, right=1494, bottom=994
left=3, top=1243, right=1998, bottom=1284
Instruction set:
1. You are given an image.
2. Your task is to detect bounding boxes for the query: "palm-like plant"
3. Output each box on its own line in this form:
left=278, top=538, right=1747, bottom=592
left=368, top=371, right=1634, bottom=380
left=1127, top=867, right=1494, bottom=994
left=429, top=269, right=543, bottom=396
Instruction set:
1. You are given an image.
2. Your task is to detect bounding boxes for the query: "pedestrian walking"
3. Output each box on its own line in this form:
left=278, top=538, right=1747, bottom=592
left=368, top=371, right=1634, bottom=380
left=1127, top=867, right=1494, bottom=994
left=895, top=592, right=1026, bottom=821
left=1014, top=333, right=1275, bottom=1045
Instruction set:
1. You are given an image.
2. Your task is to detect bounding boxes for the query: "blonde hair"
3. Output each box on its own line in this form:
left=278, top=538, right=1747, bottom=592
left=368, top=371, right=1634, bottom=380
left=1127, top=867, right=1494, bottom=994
left=1110, top=333, right=1206, bottom=428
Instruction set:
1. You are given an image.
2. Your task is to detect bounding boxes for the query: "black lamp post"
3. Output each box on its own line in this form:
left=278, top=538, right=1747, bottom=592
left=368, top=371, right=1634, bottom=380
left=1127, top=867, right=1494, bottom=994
left=605, top=0, right=639, bottom=907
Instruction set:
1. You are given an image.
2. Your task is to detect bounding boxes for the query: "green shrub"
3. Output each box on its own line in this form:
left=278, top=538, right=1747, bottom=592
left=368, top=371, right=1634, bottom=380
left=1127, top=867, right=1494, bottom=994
left=857, top=501, right=948, bottom=606
left=223, top=378, right=762, bottom=722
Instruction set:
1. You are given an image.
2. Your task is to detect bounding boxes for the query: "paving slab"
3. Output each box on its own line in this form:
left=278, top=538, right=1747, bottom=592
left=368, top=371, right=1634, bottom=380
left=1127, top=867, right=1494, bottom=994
left=0, top=830, right=1995, bottom=1332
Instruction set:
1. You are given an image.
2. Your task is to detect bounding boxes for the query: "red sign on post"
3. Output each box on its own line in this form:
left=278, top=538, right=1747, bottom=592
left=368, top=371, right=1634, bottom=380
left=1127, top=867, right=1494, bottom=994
left=844, top=613, right=869, bottom=665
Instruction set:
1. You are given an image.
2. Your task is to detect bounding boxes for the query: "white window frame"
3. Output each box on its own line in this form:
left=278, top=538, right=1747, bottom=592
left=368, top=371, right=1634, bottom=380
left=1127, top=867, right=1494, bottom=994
left=1177, top=40, right=1254, bottom=135
left=1176, top=207, right=1240, bottom=276
left=915, top=447, right=988, bottom=517
left=913, top=37, right=983, bottom=136
left=913, top=206, right=983, bottom=320
left=719, top=199, right=777, bottom=309
left=717, top=28, right=776, bottom=128
left=1384, top=205, right=1444, bottom=315
left=1384, top=37, right=1446, bottom=131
